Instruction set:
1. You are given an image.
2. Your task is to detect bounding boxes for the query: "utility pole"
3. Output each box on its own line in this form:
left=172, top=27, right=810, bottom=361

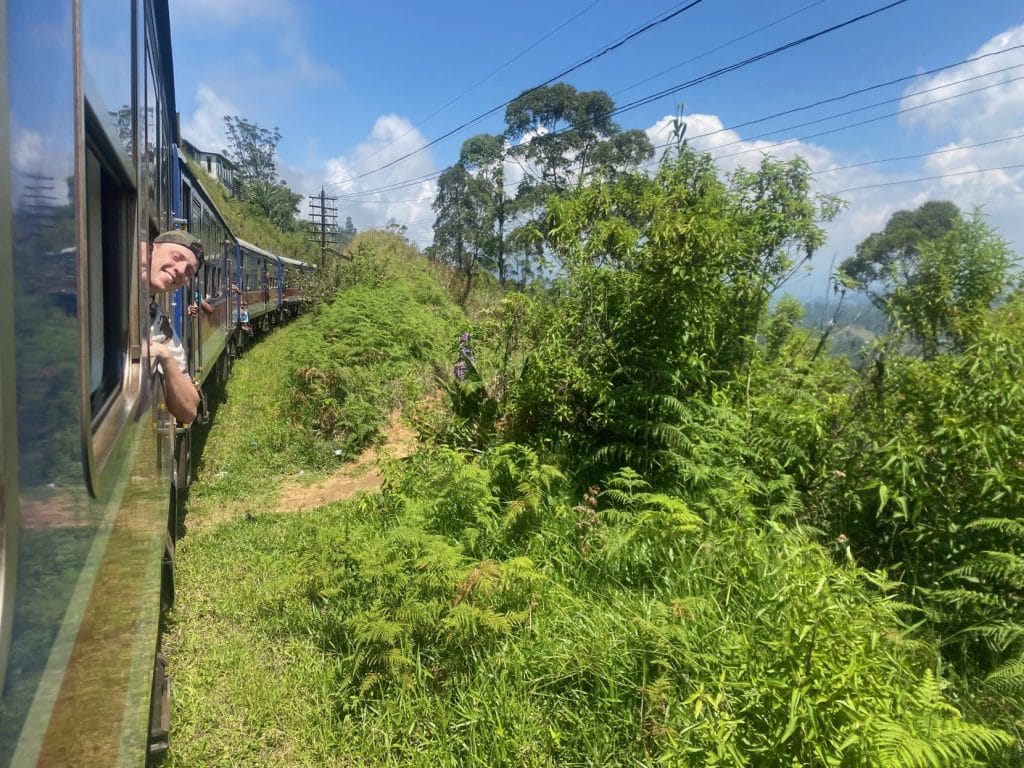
left=307, top=187, right=338, bottom=267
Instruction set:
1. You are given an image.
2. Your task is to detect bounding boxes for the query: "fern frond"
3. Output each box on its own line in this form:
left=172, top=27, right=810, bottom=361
left=981, top=654, right=1024, bottom=698
left=950, top=551, right=1024, bottom=588
left=964, top=516, right=1024, bottom=538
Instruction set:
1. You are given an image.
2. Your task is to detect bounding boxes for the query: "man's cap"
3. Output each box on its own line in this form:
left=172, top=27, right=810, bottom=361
left=155, top=229, right=205, bottom=266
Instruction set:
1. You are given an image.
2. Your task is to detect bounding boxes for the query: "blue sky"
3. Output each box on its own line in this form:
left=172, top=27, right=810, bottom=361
left=170, top=0, right=1024, bottom=294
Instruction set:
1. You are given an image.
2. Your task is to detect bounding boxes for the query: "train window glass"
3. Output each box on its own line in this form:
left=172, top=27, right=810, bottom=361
left=159, top=117, right=169, bottom=225
left=84, top=138, right=131, bottom=418
left=86, top=151, right=105, bottom=394
left=82, top=0, right=134, bottom=169
left=145, top=51, right=158, bottom=225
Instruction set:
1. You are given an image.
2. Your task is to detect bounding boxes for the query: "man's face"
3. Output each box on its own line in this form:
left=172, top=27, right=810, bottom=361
left=149, top=241, right=199, bottom=292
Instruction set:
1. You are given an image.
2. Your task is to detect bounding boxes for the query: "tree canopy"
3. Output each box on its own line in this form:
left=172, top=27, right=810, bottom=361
left=223, top=115, right=304, bottom=233
left=840, top=201, right=1016, bottom=357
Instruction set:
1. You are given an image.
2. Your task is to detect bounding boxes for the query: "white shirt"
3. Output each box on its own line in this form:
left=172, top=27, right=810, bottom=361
left=149, top=302, right=187, bottom=374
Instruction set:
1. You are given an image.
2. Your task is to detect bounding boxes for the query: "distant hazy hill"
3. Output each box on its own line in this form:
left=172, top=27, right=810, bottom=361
left=800, top=295, right=888, bottom=360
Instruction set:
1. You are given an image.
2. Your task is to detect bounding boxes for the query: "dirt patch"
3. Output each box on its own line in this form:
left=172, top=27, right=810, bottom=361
left=275, top=409, right=419, bottom=514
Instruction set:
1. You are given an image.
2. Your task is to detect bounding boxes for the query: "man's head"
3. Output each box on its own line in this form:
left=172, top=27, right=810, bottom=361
left=149, top=230, right=204, bottom=293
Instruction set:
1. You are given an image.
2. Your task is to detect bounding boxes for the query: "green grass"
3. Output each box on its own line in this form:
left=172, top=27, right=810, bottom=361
left=163, top=511, right=350, bottom=767
left=164, top=234, right=1012, bottom=767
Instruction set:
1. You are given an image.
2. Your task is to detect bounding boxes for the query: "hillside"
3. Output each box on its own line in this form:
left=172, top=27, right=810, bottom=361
left=164, top=220, right=1022, bottom=766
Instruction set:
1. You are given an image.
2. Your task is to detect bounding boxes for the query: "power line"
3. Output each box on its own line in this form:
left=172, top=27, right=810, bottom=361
left=334, top=169, right=443, bottom=198
left=572, top=0, right=914, bottom=128
left=664, top=44, right=1024, bottom=151
left=612, top=0, right=831, bottom=98
left=326, top=0, right=911, bottom=195
left=323, top=0, right=708, bottom=190
left=810, top=133, right=1024, bottom=175
left=825, top=163, right=1024, bottom=194
left=687, top=65, right=1024, bottom=156
left=704, top=73, right=1024, bottom=163
left=334, top=46, right=1023, bottom=206
left=354, top=0, right=605, bottom=170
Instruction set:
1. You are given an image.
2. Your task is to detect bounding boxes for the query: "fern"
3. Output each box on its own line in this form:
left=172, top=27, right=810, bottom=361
left=982, top=655, right=1024, bottom=698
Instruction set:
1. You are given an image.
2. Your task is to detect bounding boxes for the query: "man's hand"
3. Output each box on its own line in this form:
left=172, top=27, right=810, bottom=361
left=149, top=339, right=174, bottom=364
left=186, top=300, right=214, bottom=317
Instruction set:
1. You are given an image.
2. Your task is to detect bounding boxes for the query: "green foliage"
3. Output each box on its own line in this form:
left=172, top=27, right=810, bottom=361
left=841, top=203, right=1017, bottom=358
left=223, top=115, right=305, bottom=232
left=175, top=442, right=1011, bottom=766
left=287, top=236, right=463, bottom=456
left=189, top=232, right=461, bottom=507
left=507, top=146, right=838, bottom=488
left=168, top=112, right=1024, bottom=765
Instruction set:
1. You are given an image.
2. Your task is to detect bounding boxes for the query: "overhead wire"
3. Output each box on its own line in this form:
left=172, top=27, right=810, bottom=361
left=810, top=133, right=1024, bottom=174
left=327, top=0, right=911, bottom=196
left=353, top=0, right=605, bottom=169
left=611, top=0, right=831, bottom=98
left=658, top=44, right=1024, bottom=151
left=825, top=164, right=1024, bottom=194
left=506, top=0, right=915, bottom=142
left=338, top=51, right=1022, bottom=205
left=702, top=73, right=1024, bottom=162
left=323, top=0, right=709, bottom=190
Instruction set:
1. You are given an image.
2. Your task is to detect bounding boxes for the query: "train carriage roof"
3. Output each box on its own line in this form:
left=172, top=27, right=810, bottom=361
left=278, top=254, right=314, bottom=269
left=236, top=238, right=312, bottom=269
left=236, top=238, right=280, bottom=260
left=175, top=148, right=237, bottom=241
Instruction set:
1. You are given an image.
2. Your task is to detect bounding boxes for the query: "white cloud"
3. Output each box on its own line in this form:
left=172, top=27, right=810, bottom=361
left=317, top=115, right=441, bottom=248
left=900, top=25, right=1024, bottom=138
left=639, top=26, right=1024, bottom=298
left=180, top=83, right=239, bottom=153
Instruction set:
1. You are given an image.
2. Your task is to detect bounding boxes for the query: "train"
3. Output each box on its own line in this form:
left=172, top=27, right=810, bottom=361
left=0, top=1, right=313, bottom=764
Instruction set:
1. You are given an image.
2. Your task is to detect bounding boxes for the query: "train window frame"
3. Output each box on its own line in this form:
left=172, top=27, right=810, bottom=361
left=0, top=16, right=18, bottom=693
left=79, top=104, right=142, bottom=497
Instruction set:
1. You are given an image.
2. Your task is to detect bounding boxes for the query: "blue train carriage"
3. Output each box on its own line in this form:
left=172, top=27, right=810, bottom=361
left=172, top=148, right=235, bottom=388
left=278, top=254, right=314, bottom=317
left=1, top=0, right=181, bottom=764
left=236, top=238, right=282, bottom=332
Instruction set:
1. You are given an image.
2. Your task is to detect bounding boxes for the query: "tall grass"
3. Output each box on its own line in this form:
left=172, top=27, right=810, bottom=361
left=165, top=234, right=1011, bottom=767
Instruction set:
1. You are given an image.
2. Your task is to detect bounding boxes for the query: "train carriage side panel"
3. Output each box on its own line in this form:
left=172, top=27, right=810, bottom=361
left=174, top=154, right=231, bottom=387
left=238, top=239, right=278, bottom=322
left=275, top=253, right=284, bottom=308
left=0, top=1, right=178, bottom=765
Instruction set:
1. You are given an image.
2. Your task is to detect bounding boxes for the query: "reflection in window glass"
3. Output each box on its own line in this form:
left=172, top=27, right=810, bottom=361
left=82, top=0, right=133, bottom=164
left=86, top=151, right=105, bottom=395
left=84, top=140, right=130, bottom=418
left=145, top=51, right=157, bottom=224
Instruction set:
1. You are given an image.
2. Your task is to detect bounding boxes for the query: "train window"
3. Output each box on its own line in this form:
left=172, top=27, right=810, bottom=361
left=145, top=50, right=159, bottom=227
left=84, top=131, right=132, bottom=421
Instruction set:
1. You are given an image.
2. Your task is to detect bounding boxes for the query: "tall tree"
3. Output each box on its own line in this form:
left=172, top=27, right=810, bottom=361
left=840, top=200, right=962, bottom=296
left=841, top=202, right=1016, bottom=358
left=459, top=134, right=509, bottom=286
left=502, top=84, right=654, bottom=283
left=431, top=163, right=491, bottom=304
left=223, top=115, right=302, bottom=232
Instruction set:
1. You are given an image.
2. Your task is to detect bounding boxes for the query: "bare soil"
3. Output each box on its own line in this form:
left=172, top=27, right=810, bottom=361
left=275, top=409, right=419, bottom=513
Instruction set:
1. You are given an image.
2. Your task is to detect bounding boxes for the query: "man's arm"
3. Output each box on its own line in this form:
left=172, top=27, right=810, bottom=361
left=151, top=341, right=199, bottom=423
